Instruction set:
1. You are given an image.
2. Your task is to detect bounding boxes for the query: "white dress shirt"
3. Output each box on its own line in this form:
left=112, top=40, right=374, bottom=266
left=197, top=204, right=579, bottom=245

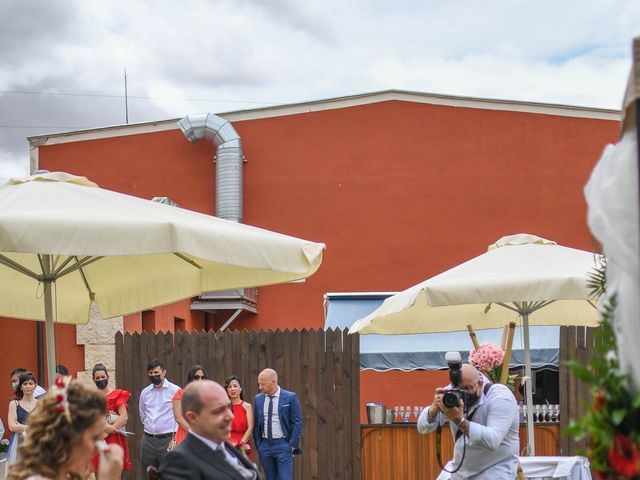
left=189, top=432, right=256, bottom=480
left=417, top=382, right=519, bottom=480
left=34, top=385, right=46, bottom=398
left=139, top=378, right=180, bottom=434
left=262, top=387, right=285, bottom=439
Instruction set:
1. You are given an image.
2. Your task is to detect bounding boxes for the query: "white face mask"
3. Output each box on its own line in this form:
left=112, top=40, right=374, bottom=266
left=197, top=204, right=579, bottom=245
left=11, top=381, right=18, bottom=390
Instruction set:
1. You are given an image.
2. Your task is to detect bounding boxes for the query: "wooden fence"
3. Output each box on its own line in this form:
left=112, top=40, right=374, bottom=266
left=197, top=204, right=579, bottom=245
left=558, top=325, right=597, bottom=455
left=115, top=328, right=360, bottom=480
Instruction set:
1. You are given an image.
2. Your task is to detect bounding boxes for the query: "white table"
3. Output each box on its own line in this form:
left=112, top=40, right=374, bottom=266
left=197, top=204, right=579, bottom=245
left=437, top=456, right=591, bottom=480
left=519, top=456, right=591, bottom=480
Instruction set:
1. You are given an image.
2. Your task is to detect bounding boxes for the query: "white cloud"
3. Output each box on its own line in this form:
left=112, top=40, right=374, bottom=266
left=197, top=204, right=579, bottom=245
left=0, top=0, right=638, bottom=174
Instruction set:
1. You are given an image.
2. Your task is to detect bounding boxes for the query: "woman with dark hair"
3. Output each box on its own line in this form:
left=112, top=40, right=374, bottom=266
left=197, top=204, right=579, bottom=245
left=90, top=363, right=132, bottom=472
left=172, top=364, right=207, bottom=446
left=6, top=377, right=123, bottom=480
left=7, top=372, right=38, bottom=464
left=225, top=374, right=254, bottom=459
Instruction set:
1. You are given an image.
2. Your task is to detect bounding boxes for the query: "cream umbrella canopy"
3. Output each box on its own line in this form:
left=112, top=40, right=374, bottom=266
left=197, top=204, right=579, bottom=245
left=0, top=172, right=325, bottom=383
left=349, top=234, right=600, bottom=455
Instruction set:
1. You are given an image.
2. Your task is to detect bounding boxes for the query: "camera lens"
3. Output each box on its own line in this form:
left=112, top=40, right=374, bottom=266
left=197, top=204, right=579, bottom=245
left=443, top=390, right=461, bottom=409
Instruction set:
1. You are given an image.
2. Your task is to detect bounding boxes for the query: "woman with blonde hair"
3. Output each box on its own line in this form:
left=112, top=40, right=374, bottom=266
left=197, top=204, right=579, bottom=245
left=6, top=377, right=123, bottom=480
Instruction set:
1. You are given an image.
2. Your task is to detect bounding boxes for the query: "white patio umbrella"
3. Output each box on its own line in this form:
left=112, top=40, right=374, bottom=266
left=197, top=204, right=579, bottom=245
left=349, top=233, right=600, bottom=455
left=0, top=172, right=325, bottom=383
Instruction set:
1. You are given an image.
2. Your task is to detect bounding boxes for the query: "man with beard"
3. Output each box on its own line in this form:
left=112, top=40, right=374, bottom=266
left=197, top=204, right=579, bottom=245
left=139, top=358, right=180, bottom=479
left=417, top=363, right=519, bottom=479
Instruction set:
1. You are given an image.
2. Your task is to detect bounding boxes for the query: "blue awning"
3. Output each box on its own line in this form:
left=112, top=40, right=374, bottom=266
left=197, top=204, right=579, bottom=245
left=325, top=294, right=559, bottom=372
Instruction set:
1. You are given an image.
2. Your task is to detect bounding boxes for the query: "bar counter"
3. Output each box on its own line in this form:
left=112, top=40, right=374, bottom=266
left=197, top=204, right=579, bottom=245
left=361, top=423, right=560, bottom=480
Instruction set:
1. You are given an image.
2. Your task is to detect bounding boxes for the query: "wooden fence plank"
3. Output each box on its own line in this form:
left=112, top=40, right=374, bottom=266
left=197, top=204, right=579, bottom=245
left=306, top=329, right=319, bottom=480
left=323, top=329, right=336, bottom=480
left=316, top=329, right=327, bottom=480
left=333, top=329, right=345, bottom=479
left=351, top=331, right=361, bottom=480
left=210, top=330, right=220, bottom=378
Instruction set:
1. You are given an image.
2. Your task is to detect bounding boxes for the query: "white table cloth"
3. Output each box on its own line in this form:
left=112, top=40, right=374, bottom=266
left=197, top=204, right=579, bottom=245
left=437, top=456, right=591, bottom=480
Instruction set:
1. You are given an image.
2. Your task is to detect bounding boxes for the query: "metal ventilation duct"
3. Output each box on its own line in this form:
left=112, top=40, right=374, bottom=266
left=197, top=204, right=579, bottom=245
left=177, top=113, right=243, bottom=222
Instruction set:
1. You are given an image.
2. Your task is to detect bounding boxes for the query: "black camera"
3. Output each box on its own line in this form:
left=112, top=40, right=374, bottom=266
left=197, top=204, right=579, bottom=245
left=442, top=351, right=469, bottom=412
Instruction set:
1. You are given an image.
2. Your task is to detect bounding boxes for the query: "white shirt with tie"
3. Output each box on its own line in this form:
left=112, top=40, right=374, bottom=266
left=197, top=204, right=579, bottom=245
left=262, top=387, right=285, bottom=439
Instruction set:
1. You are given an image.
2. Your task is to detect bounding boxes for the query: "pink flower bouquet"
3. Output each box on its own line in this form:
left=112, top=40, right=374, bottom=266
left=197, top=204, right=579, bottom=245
left=469, top=342, right=505, bottom=372
left=468, top=342, right=517, bottom=391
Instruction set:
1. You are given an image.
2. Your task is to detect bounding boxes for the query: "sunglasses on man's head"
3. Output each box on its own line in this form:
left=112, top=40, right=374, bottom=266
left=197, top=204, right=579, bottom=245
left=193, top=375, right=206, bottom=380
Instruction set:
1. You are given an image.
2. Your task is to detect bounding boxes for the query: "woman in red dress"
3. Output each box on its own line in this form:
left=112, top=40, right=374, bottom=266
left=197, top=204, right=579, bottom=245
left=91, top=363, right=131, bottom=472
left=224, top=374, right=254, bottom=459
left=172, top=364, right=208, bottom=446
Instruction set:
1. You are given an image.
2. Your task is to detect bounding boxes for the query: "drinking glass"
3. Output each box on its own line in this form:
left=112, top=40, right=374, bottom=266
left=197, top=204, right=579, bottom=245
left=413, top=406, right=420, bottom=421
left=403, top=406, right=411, bottom=422
left=534, top=404, right=542, bottom=423
left=541, top=404, right=549, bottom=423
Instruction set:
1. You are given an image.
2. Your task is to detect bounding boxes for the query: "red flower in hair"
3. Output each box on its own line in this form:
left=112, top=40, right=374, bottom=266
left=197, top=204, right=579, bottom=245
left=608, top=435, right=640, bottom=477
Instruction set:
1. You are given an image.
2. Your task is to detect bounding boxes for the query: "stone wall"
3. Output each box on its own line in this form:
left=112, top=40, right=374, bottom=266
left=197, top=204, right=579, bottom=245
left=76, top=303, right=123, bottom=389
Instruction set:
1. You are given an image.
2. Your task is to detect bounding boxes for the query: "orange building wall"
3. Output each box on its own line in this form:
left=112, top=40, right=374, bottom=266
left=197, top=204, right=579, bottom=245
left=38, top=101, right=619, bottom=333
left=27, top=99, right=620, bottom=421
left=123, top=298, right=206, bottom=333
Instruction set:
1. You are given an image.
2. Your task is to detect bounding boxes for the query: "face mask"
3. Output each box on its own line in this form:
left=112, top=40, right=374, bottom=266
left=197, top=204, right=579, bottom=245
left=149, top=374, right=163, bottom=386
left=465, top=392, right=479, bottom=408
left=11, top=381, right=18, bottom=390
left=94, top=379, right=108, bottom=390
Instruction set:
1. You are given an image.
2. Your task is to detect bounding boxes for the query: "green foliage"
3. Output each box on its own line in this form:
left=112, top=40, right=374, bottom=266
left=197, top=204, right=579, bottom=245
left=565, top=259, right=640, bottom=478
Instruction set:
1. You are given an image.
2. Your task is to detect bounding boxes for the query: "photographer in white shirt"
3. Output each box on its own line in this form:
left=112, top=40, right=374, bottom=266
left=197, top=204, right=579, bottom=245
left=417, top=362, right=519, bottom=479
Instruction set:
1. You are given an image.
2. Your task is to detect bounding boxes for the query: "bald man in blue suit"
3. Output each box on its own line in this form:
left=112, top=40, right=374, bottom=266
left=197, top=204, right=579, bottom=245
left=253, top=369, right=302, bottom=480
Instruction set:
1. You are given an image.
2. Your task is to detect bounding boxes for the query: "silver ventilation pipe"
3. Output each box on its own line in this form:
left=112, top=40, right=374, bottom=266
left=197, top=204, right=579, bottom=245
left=177, top=113, right=243, bottom=222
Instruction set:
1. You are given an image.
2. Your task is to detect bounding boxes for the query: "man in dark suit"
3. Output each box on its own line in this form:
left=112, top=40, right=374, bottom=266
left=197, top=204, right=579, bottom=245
left=160, top=380, right=260, bottom=480
left=253, top=368, right=303, bottom=480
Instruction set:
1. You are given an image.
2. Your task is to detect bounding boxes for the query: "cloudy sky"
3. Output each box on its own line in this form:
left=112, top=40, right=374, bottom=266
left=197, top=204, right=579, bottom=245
left=1, top=0, right=638, bottom=181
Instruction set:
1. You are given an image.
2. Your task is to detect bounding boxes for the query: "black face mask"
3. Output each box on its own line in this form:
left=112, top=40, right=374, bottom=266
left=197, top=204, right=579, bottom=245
left=94, top=379, right=108, bottom=390
left=149, top=374, right=163, bottom=386
left=466, top=392, right=479, bottom=409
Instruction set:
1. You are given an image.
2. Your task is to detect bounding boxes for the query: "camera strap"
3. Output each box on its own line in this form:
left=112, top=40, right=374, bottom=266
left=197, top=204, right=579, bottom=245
left=436, top=382, right=494, bottom=474
left=455, top=382, right=493, bottom=441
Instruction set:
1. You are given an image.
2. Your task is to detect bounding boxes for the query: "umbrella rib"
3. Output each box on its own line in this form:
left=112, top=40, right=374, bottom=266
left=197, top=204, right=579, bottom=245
left=52, top=256, right=77, bottom=277
left=495, top=302, right=521, bottom=313
left=76, top=260, right=95, bottom=300
left=56, top=256, right=104, bottom=279
left=174, top=253, right=202, bottom=269
left=529, top=300, right=555, bottom=313
left=0, top=253, right=41, bottom=281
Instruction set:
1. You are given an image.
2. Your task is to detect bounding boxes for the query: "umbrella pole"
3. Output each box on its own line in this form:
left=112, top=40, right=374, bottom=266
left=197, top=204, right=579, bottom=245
left=522, top=313, right=535, bottom=456
left=43, top=255, right=57, bottom=387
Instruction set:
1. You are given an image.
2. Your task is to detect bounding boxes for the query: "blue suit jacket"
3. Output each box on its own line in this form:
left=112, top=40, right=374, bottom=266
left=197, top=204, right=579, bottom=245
left=253, top=388, right=303, bottom=454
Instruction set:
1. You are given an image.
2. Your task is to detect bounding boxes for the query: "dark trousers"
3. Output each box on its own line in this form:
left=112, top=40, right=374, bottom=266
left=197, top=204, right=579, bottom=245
left=141, top=434, right=172, bottom=479
left=257, top=438, right=293, bottom=480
